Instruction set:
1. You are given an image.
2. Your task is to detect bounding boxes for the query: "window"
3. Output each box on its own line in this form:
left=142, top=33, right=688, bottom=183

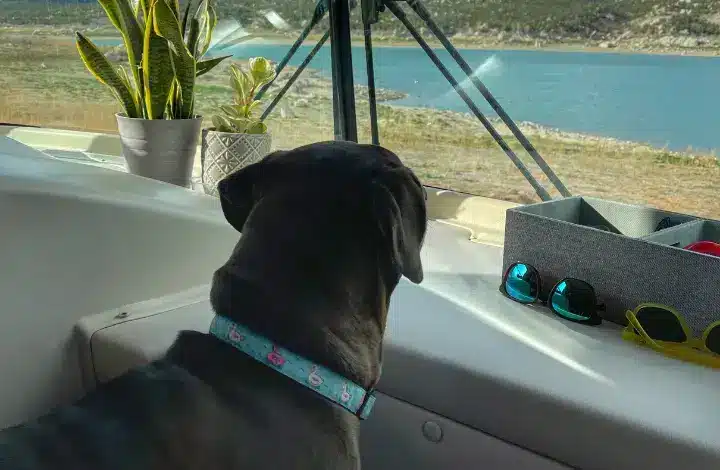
left=2, top=0, right=718, bottom=219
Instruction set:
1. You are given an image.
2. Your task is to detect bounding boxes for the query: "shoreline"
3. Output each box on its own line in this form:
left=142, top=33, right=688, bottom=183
left=1, top=35, right=718, bottom=219
left=301, top=33, right=720, bottom=57
left=3, top=25, right=720, bottom=57
left=2, top=25, right=718, bottom=157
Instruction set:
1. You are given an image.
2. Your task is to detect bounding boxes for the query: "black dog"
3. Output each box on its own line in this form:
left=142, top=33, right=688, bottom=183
left=0, top=140, right=427, bottom=470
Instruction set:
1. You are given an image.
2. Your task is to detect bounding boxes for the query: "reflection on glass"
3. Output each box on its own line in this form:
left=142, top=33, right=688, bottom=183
left=0, top=0, right=337, bottom=148
left=505, top=263, right=538, bottom=303
left=1, top=0, right=718, bottom=219
left=550, top=280, right=592, bottom=321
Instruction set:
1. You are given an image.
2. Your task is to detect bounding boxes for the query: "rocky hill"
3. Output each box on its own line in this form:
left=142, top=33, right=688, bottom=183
left=3, top=0, right=720, bottom=51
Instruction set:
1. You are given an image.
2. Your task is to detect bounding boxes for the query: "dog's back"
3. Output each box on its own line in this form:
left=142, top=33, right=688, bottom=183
left=0, top=141, right=427, bottom=470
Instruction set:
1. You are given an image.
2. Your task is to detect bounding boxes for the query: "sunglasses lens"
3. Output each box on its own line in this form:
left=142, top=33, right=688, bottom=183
left=705, top=325, right=720, bottom=355
left=635, top=306, right=687, bottom=342
left=504, top=263, right=539, bottom=304
left=550, top=279, right=596, bottom=320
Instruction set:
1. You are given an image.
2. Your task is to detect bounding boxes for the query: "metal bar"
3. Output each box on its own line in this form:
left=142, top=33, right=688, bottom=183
left=331, top=69, right=341, bottom=138
left=328, top=0, right=358, bottom=141
left=384, top=1, right=552, bottom=201
left=361, top=0, right=381, bottom=144
left=255, top=0, right=329, bottom=102
left=364, top=24, right=380, bottom=145
left=405, top=0, right=571, bottom=198
left=260, top=31, right=331, bottom=121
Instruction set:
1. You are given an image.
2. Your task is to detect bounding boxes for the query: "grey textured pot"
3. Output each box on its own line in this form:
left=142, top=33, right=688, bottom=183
left=200, top=129, right=272, bottom=197
left=115, top=113, right=202, bottom=188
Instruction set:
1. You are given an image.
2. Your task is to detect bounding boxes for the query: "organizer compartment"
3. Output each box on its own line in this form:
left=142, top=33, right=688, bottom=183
left=503, top=197, right=718, bottom=332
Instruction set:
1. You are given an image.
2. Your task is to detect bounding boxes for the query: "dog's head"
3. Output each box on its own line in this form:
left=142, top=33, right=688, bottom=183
left=216, top=140, right=427, bottom=284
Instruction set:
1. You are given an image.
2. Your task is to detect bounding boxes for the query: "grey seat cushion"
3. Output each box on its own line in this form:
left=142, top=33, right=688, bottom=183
left=74, top=285, right=214, bottom=389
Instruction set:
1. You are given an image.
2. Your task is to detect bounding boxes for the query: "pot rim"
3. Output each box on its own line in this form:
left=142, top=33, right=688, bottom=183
left=115, top=112, right=203, bottom=121
left=202, top=127, right=271, bottom=137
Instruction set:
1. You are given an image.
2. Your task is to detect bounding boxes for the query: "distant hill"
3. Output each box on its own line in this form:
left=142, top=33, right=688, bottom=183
left=3, top=0, right=720, bottom=45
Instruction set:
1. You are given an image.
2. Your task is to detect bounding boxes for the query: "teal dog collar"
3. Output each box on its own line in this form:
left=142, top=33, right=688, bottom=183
left=209, top=315, right=377, bottom=419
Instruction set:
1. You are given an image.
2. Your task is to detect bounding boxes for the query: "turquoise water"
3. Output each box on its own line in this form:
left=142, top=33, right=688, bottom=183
left=96, top=36, right=719, bottom=152
left=225, top=43, right=720, bottom=153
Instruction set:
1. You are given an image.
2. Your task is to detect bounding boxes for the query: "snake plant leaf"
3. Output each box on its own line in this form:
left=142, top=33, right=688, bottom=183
left=192, top=0, right=210, bottom=58
left=96, top=0, right=123, bottom=32
left=136, top=65, right=146, bottom=117
left=186, top=17, right=201, bottom=58
left=181, top=0, right=193, bottom=36
left=75, top=32, right=140, bottom=117
left=116, top=64, right=144, bottom=116
left=153, top=0, right=197, bottom=118
left=195, top=54, right=230, bottom=77
left=194, top=0, right=209, bottom=32
left=167, top=78, right=182, bottom=118
left=167, top=50, right=197, bottom=118
left=142, top=11, right=174, bottom=119
left=97, top=0, right=144, bottom=90
left=116, top=64, right=135, bottom=94
left=169, top=0, right=180, bottom=18
left=138, top=0, right=150, bottom=22
left=200, top=2, right=218, bottom=57
left=115, top=0, right=144, bottom=63
left=166, top=59, right=186, bottom=118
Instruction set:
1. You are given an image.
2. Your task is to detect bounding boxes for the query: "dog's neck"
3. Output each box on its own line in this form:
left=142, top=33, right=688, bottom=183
left=209, top=234, right=396, bottom=391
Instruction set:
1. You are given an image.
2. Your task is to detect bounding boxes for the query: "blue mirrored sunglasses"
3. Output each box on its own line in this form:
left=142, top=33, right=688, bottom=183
left=499, top=262, right=604, bottom=326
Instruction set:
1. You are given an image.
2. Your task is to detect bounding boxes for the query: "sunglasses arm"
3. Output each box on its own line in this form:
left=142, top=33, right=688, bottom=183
left=626, top=311, right=663, bottom=350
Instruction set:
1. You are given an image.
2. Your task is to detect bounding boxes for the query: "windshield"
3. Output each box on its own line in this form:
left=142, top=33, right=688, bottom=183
left=1, top=0, right=718, bottom=219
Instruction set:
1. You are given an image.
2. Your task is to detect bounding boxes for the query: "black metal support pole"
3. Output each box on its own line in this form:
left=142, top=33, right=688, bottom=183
left=384, top=1, right=551, bottom=201
left=328, top=0, right=358, bottom=141
left=261, top=31, right=331, bottom=121
left=364, top=24, right=380, bottom=145
left=405, top=0, right=571, bottom=198
left=255, top=0, right=329, bottom=102
left=361, top=0, right=382, bottom=145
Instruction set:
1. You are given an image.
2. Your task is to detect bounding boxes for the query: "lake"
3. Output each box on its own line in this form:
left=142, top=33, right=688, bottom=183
left=216, top=43, right=718, bottom=153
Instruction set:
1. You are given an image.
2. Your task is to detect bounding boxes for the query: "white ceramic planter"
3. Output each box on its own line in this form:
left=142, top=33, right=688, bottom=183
left=200, top=129, right=272, bottom=197
left=115, top=113, right=202, bottom=188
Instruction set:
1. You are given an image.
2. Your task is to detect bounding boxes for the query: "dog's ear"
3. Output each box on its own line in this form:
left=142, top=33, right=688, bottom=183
left=371, top=166, right=427, bottom=284
left=217, top=161, right=264, bottom=233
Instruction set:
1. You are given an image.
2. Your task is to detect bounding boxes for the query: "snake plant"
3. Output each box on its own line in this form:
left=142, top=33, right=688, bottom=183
left=76, top=0, right=233, bottom=120
left=211, top=57, right=276, bottom=134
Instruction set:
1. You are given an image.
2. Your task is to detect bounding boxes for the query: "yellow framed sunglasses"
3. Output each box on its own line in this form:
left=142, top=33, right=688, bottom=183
left=622, top=303, right=720, bottom=370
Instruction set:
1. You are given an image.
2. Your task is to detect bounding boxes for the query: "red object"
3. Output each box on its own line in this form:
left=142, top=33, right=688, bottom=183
left=684, top=241, right=720, bottom=258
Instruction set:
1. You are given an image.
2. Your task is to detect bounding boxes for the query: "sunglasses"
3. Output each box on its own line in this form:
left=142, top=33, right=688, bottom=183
left=623, top=303, right=720, bottom=369
left=499, top=262, right=604, bottom=325
left=684, top=240, right=720, bottom=258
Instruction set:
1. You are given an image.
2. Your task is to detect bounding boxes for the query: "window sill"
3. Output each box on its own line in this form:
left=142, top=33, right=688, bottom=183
left=0, top=124, right=518, bottom=246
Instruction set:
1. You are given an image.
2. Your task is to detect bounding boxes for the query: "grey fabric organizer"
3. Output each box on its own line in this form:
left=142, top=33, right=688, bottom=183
left=502, top=196, right=720, bottom=333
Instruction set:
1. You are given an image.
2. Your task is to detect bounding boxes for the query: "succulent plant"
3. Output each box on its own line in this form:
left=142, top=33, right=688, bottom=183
left=75, top=0, right=237, bottom=119
left=211, top=57, right=276, bottom=134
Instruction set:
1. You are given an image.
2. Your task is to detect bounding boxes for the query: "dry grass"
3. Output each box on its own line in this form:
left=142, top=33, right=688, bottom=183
left=1, top=30, right=718, bottom=220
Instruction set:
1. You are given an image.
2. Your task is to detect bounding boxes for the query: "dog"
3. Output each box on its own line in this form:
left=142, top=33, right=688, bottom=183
left=0, top=140, right=427, bottom=470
